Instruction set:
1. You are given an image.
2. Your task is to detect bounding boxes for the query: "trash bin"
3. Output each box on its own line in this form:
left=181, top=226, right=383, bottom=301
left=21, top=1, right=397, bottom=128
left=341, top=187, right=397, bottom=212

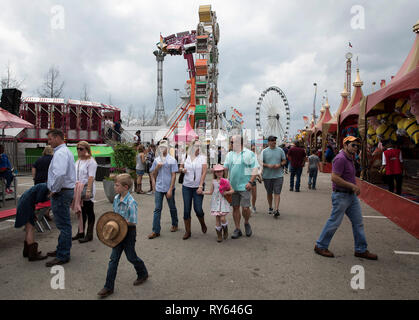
left=96, top=165, right=111, bottom=181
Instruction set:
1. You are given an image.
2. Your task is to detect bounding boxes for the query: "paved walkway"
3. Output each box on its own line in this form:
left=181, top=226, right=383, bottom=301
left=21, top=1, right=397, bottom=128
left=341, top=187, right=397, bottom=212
left=0, top=172, right=418, bottom=299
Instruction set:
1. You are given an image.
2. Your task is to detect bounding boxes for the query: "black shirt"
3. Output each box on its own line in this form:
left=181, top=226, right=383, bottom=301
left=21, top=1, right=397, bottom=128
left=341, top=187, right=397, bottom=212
left=32, top=155, right=53, bottom=185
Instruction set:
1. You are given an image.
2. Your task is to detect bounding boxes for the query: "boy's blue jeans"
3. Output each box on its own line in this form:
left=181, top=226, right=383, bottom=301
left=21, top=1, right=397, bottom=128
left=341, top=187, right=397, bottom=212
left=316, top=192, right=368, bottom=253
left=152, top=190, right=178, bottom=234
left=105, top=226, right=148, bottom=291
left=308, top=168, right=318, bottom=188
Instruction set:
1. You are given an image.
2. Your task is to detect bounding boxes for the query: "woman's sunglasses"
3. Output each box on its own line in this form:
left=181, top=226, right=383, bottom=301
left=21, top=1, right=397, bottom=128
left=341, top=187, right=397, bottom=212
left=77, top=147, right=85, bottom=151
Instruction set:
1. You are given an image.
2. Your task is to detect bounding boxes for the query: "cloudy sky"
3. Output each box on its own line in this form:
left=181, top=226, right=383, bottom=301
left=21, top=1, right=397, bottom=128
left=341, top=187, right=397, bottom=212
left=0, top=0, right=418, bottom=136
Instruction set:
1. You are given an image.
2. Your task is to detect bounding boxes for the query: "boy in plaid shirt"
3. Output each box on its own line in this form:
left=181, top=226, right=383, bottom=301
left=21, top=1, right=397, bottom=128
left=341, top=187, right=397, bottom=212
left=98, top=174, right=148, bottom=298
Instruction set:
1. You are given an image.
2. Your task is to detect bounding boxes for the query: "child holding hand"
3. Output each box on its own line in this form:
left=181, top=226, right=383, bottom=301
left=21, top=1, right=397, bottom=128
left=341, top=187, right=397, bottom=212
left=204, top=164, right=234, bottom=242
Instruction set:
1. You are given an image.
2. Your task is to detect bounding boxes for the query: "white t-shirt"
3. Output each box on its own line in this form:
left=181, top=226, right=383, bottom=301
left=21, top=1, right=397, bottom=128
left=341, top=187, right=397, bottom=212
left=181, top=154, right=207, bottom=188
left=75, top=158, right=98, bottom=200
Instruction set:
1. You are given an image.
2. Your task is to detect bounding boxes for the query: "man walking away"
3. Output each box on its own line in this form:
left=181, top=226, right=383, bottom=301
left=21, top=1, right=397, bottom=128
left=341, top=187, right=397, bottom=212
left=287, top=141, right=306, bottom=192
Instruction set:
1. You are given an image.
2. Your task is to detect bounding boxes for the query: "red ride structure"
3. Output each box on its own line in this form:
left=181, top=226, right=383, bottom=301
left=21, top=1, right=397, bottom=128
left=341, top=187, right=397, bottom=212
left=18, top=97, right=121, bottom=143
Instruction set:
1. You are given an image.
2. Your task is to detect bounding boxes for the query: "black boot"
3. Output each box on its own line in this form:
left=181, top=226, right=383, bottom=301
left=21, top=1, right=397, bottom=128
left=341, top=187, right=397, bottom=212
left=72, top=232, right=84, bottom=241
left=24, top=241, right=41, bottom=257
left=79, top=224, right=94, bottom=243
left=28, top=243, right=47, bottom=261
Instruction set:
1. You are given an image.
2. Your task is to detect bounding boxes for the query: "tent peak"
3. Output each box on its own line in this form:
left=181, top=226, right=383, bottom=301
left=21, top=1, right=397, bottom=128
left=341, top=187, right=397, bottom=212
left=414, top=20, right=419, bottom=33
left=341, top=83, right=349, bottom=97
left=353, top=68, right=363, bottom=87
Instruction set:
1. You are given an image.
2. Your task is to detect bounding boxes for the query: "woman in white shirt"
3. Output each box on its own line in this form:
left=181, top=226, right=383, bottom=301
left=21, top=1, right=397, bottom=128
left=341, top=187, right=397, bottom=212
left=179, top=139, right=208, bottom=240
left=72, top=141, right=98, bottom=243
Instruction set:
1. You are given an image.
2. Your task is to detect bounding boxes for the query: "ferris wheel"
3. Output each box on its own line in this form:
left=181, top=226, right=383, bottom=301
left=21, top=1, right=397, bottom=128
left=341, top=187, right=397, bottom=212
left=256, top=86, right=291, bottom=142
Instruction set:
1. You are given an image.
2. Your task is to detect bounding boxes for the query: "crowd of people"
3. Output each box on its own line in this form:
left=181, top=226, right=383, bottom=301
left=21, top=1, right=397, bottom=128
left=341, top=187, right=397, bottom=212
left=11, top=128, right=380, bottom=299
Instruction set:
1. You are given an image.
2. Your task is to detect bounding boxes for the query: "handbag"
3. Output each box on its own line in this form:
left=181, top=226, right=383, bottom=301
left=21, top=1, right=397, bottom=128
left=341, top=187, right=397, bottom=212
left=78, top=161, right=92, bottom=200
left=223, top=193, right=232, bottom=204
left=178, top=154, right=187, bottom=184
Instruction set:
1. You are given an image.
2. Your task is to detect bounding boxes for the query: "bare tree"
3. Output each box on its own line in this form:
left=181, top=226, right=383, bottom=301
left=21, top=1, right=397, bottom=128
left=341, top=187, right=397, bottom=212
left=80, top=83, right=90, bottom=101
left=139, top=104, right=150, bottom=125
left=38, top=65, right=65, bottom=98
left=1, top=62, right=25, bottom=90
left=125, top=104, right=135, bottom=127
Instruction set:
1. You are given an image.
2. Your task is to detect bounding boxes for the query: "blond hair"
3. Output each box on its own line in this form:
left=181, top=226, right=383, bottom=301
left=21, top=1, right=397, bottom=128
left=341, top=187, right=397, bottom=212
left=43, top=145, right=54, bottom=156
left=77, top=141, right=93, bottom=159
left=116, top=173, right=133, bottom=190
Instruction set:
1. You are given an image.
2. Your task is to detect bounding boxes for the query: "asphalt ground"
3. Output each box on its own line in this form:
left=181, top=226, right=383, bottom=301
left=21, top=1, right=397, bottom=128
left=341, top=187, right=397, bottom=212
left=0, top=172, right=418, bottom=300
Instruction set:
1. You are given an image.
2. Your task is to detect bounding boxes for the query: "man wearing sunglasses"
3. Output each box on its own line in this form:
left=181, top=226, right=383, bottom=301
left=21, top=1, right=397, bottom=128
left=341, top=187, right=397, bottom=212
left=314, top=136, right=377, bottom=260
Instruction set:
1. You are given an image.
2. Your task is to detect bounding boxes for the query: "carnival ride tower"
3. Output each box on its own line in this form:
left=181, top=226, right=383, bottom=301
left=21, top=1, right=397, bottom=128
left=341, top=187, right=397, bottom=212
left=150, top=49, right=167, bottom=126
left=157, top=5, right=220, bottom=138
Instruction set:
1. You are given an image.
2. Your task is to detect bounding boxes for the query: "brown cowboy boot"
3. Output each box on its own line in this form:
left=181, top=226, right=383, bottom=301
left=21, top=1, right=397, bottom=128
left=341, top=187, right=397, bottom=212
left=222, top=225, right=228, bottom=240
left=216, top=228, right=223, bottom=242
left=27, top=243, right=47, bottom=261
left=24, top=241, right=41, bottom=258
left=197, top=216, right=207, bottom=234
left=183, top=219, right=191, bottom=240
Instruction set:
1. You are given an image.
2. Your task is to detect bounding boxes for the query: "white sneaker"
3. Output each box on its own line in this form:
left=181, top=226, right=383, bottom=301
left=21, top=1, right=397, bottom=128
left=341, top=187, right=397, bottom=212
left=268, top=208, right=273, bottom=215
left=251, top=207, right=256, bottom=214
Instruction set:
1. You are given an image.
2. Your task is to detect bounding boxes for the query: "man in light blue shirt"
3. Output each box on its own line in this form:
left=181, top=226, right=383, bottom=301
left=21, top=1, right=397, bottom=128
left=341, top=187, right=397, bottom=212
left=224, top=135, right=259, bottom=239
left=148, top=140, right=179, bottom=239
left=45, top=129, right=76, bottom=267
left=262, top=136, right=287, bottom=218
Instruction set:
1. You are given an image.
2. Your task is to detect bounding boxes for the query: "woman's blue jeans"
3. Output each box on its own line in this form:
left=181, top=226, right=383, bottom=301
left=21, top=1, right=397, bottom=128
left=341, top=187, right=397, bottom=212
left=182, top=185, right=204, bottom=220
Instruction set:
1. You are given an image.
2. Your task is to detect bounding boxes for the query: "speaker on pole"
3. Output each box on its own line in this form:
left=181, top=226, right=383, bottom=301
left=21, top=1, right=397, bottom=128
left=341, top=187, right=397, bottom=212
left=1, top=88, right=22, bottom=115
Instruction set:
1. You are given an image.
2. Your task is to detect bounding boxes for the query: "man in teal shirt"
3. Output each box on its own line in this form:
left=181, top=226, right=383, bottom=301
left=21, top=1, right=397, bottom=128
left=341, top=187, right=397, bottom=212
left=224, top=135, right=259, bottom=239
left=262, top=136, right=287, bottom=218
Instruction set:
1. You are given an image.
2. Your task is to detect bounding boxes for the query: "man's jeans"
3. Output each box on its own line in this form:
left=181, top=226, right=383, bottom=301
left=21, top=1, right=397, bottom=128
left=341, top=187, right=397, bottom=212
left=290, top=166, right=303, bottom=190
left=51, top=189, right=74, bottom=262
left=152, top=190, right=178, bottom=234
left=316, top=192, right=368, bottom=253
left=105, top=226, right=148, bottom=290
left=182, top=185, right=204, bottom=220
left=308, top=168, right=318, bottom=188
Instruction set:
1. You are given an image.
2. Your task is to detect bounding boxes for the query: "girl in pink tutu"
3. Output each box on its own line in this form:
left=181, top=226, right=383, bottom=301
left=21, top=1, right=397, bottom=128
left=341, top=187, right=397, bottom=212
left=204, top=164, right=234, bottom=242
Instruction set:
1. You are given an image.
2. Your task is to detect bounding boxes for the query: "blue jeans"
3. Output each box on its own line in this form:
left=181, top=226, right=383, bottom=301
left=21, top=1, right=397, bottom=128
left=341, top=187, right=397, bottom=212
left=51, top=189, right=74, bottom=261
left=105, top=226, right=148, bottom=290
left=316, top=192, right=368, bottom=253
left=308, top=168, right=318, bottom=188
left=0, top=169, right=14, bottom=188
left=290, top=166, right=303, bottom=190
left=152, top=190, right=178, bottom=234
left=182, top=185, right=204, bottom=220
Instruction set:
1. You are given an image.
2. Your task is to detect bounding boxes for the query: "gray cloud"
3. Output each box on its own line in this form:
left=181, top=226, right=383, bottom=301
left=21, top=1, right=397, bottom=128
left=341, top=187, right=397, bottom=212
left=0, top=0, right=417, bottom=137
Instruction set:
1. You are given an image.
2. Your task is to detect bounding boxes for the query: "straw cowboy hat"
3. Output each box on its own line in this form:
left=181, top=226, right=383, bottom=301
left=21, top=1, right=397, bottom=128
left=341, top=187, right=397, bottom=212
left=96, top=212, right=128, bottom=248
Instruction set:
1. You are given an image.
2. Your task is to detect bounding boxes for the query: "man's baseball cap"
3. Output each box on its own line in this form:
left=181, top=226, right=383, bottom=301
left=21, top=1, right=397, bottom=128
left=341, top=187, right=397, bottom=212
left=343, top=136, right=360, bottom=144
left=267, top=136, right=277, bottom=141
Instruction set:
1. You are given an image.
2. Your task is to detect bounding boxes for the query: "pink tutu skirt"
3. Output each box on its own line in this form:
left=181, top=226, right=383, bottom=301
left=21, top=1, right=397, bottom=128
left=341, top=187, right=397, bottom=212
left=211, top=211, right=229, bottom=216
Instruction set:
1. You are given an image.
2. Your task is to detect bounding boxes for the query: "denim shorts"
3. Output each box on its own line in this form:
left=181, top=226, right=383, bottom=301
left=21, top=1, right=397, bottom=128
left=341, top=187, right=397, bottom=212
left=136, top=170, right=145, bottom=176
